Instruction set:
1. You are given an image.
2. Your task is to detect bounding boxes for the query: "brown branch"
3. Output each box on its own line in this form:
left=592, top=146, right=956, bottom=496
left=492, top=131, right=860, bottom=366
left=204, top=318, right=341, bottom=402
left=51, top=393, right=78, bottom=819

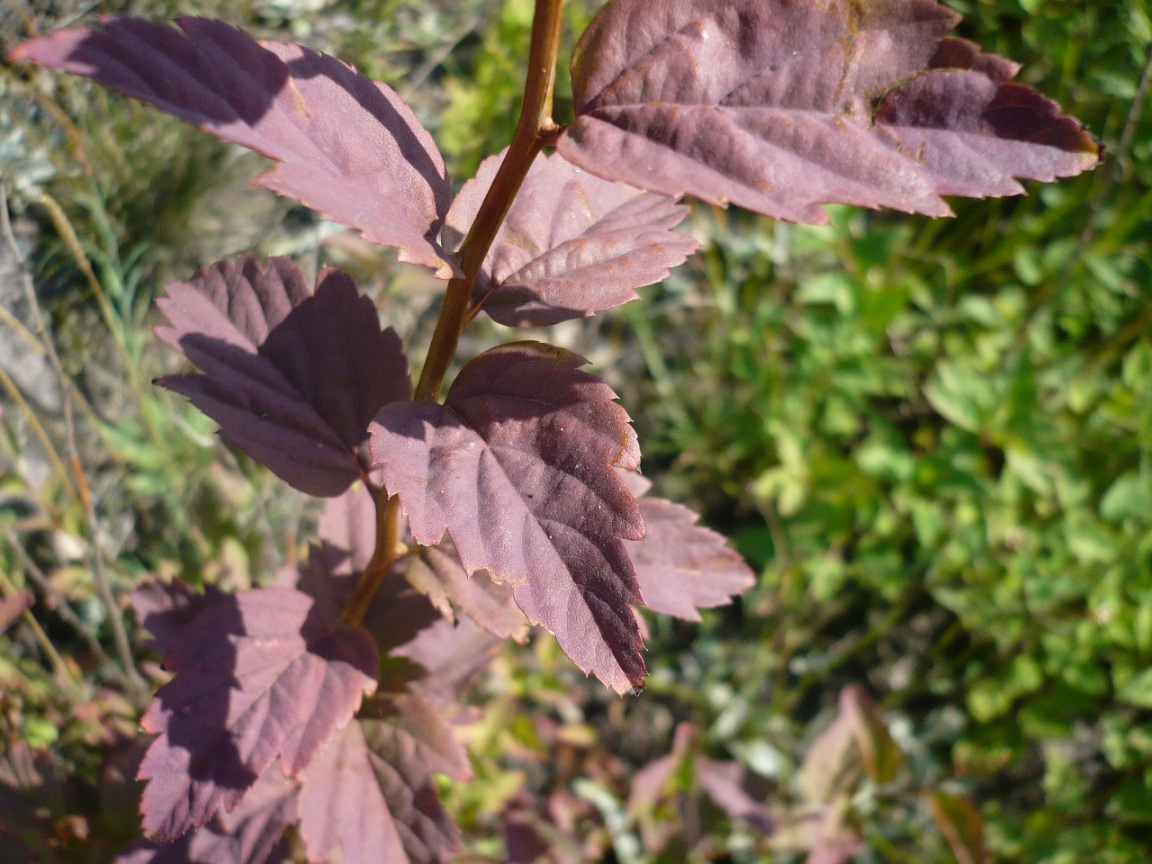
left=344, top=0, right=566, bottom=624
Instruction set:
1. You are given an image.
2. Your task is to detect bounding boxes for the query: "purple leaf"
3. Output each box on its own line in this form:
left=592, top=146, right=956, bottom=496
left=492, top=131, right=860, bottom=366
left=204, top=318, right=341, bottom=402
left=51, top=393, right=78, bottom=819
left=697, top=760, right=776, bottom=834
left=298, top=695, right=468, bottom=864
left=370, top=341, right=647, bottom=694
left=138, top=587, right=378, bottom=842
left=404, top=544, right=528, bottom=640
left=770, top=806, right=863, bottom=864
left=156, top=256, right=410, bottom=497
left=559, top=0, right=1100, bottom=222
left=131, top=580, right=229, bottom=657
left=391, top=615, right=505, bottom=712
left=11, top=17, right=455, bottom=273
left=317, top=482, right=378, bottom=574
left=117, top=765, right=297, bottom=864
left=446, top=150, right=699, bottom=326
left=0, top=589, right=33, bottom=635
left=622, top=473, right=754, bottom=621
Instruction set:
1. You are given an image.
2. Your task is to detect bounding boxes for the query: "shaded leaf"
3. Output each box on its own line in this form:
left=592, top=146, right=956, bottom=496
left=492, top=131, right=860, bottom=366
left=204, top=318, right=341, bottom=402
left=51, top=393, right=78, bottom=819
left=370, top=341, right=646, bottom=694
left=446, top=150, right=699, bottom=326
left=117, top=765, right=297, bottom=864
left=559, top=0, right=1099, bottom=223
left=404, top=544, right=528, bottom=640
left=156, top=256, right=410, bottom=497
left=138, top=587, right=378, bottom=842
left=11, top=17, right=455, bottom=272
left=298, top=695, right=468, bottom=864
left=621, top=472, right=754, bottom=621
left=927, top=791, right=986, bottom=864
left=131, top=579, right=229, bottom=657
left=390, top=614, right=505, bottom=712
left=317, top=482, right=378, bottom=574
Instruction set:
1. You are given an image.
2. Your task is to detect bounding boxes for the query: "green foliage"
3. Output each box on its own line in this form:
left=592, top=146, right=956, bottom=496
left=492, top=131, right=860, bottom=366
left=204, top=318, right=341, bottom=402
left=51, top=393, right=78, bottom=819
left=619, top=1, right=1152, bottom=860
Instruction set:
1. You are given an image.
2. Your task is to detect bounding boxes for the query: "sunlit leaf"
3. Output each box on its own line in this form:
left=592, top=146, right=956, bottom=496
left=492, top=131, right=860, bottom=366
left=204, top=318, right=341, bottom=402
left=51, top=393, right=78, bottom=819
left=560, top=0, right=1100, bottom=222
left=117, top=766, right=297, bottom=864
left=446, top=150, right=699, bottom=326
left=404, top=544, right=528, bottom=641
left=370, top=341, right=646, bottom=693
left=11, top=17, right=456, bottom=272
left=298, top=695, right=468, bottom=864
left=622, top=472, right=755, bottom=620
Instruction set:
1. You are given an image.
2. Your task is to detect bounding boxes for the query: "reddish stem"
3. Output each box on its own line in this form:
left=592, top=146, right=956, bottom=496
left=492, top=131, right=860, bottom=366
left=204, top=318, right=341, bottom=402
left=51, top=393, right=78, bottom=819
left=344, top=0, right=565, bottom=628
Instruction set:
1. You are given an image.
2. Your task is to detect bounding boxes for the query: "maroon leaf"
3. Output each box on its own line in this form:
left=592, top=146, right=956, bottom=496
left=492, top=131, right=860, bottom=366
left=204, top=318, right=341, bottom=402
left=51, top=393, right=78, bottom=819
left=298, top=695, right=468, bottom=864
left=117, top=765, right=297, bottom=864
left=11, top=18, right=455, bottom=272
left=370, top=341, right=646, bottom=694
left=697, top=760, right=775, bottom=834
left=138, top=587, right=378, bottom=842
left=446, top=150, right=699, bottom=326
left=391, top=614, right=505, bottom=712
left=0, top=589, right=33, bottom=634
left=622, top=473, right=754, bottom=621
left=559, top=0, right=1100, bottom=223
left=317, top=482, right=378, bottom=574
left=156, top=256, right=410, bottom=497
left=404, top=544, right=528, bottom=640
left=131, top=579, right=229, bottom=657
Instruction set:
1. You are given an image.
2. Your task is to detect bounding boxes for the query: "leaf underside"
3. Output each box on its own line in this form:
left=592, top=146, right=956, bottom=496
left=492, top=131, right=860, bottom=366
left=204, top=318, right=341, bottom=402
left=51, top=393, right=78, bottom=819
left=405, top=544, right=529, bottom=641
left=10, top=16, right=455, bottom=273
left=297, top=695, right=469, bottom=864
left=136, top=585, right=378, bottom=842
left=116, top=765, right=297, bottom=864
left=155, top=256, right=411, bottom=497
left=370, top=341, right=647, bottom=694
left=621, top=472, right=755, bottom=621
left=445, top=150, right=700, bottom=326
left=559, top=0, right=1100, bottom=222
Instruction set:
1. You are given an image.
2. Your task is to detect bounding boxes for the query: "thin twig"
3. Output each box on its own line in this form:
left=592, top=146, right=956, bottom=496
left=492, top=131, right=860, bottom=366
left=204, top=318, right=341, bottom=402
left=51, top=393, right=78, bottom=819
left=2, top=183, right=146, bottom=698
left=1, top=522, right=114, bottom=671
left=0, top=567, right=81, bottom=694
left=1115, top=42, right=1152, bottom=182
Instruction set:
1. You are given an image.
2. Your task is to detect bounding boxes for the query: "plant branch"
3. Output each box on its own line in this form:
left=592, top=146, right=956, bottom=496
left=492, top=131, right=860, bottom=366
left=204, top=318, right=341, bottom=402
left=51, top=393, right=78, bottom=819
left=343, top=493, right=403, bottom=628
left=413, top=0, right=563, bottom=404
left=347, top=0, right=565, bottom=625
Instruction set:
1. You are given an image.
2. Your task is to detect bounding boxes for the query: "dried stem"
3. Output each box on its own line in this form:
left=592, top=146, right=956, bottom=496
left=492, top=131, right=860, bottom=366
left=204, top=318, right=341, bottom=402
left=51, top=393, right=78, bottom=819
left=345, top=0, right=565, bottom=626
left=1, top=522, right=114, bottom=672
left=1, top=184, right=146, bottom=698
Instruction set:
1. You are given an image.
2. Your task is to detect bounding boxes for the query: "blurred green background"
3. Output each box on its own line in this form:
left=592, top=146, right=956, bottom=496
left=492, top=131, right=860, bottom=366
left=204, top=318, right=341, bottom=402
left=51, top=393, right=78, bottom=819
left=1, top=0, right=1151, bottom=861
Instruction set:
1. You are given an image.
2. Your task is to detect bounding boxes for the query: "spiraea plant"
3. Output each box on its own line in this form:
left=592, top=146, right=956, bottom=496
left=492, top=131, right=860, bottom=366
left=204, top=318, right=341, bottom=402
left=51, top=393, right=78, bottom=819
left=11, top=0, right=1099, bottom=861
